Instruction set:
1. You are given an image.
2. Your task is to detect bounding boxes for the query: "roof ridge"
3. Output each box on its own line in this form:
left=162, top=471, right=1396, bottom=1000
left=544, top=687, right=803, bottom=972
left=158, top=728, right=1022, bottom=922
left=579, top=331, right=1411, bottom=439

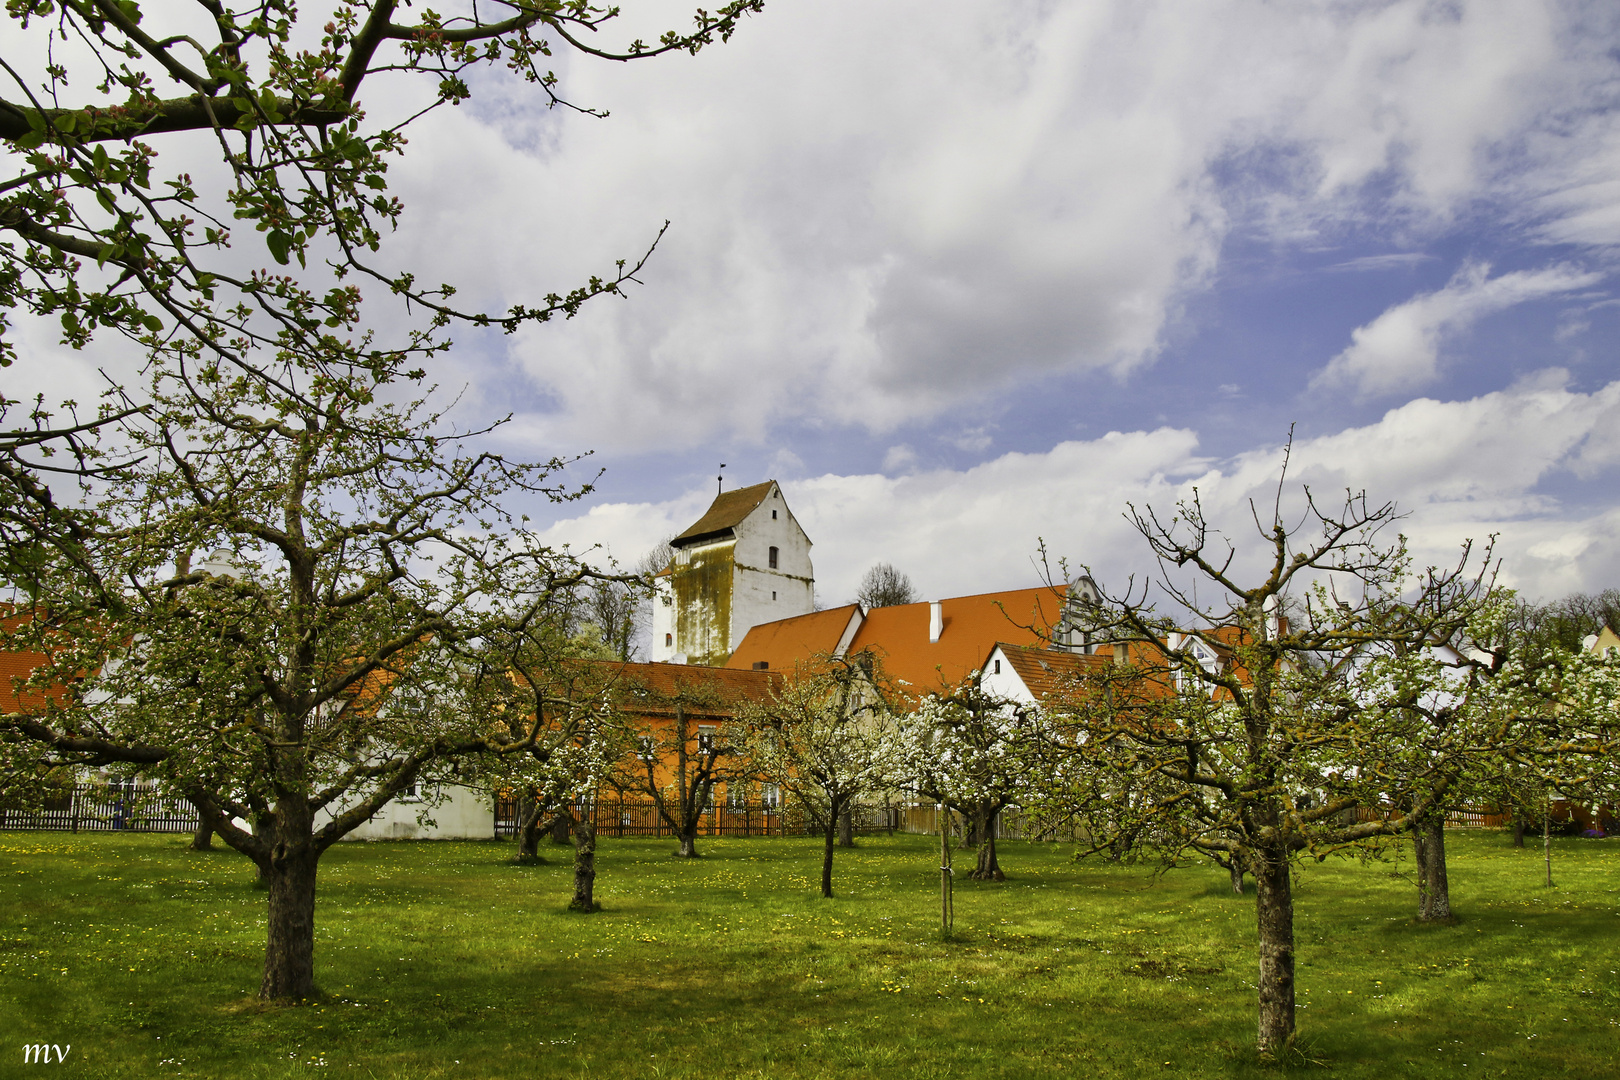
left=672, top=480, right=778, bottom=546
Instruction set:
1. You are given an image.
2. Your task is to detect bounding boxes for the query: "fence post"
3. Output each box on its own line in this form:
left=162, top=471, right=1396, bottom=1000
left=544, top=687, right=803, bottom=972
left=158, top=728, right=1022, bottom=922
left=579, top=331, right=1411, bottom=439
left=69, top=785, right=79, bottom=834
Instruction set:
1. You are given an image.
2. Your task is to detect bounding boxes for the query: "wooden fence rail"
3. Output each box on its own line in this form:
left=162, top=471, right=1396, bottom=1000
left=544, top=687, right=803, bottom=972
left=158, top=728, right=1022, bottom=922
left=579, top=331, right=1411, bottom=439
left=0, top=783, right=199, bottom=833
left=493, top=796, right=904, bottom=840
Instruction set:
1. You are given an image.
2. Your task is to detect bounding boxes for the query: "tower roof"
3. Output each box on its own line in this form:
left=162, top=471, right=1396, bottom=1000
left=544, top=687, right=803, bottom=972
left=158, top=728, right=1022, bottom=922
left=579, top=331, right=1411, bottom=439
left=672, top=480, right=778, bottom=547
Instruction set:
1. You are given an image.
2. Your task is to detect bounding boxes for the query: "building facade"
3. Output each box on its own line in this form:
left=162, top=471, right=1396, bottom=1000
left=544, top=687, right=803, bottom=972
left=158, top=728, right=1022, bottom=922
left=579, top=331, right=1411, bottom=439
left=651, top=480, right=815, bottom=665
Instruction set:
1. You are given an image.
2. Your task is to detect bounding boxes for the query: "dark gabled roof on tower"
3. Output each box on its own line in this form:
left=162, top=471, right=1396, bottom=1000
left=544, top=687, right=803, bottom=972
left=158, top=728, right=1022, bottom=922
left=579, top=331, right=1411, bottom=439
left=672, top=480, right=777, bottom=547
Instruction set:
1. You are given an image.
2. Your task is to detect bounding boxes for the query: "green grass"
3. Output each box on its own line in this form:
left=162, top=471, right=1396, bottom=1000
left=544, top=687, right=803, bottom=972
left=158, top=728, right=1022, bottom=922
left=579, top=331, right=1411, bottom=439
left=0, top=829, right=1616, bottom=1079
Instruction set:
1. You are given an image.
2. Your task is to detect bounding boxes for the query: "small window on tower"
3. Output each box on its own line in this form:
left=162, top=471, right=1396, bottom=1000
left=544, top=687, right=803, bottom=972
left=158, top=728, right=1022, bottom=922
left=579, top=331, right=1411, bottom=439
left=994, top=659, right=1001, bottom=674
left=772, top=591, right=777, bottom=601
left=665, top=633, right=673, bottom=647
left=768, top=546, right=779, bottom=569
left=772, top=509, right=778, bottom=519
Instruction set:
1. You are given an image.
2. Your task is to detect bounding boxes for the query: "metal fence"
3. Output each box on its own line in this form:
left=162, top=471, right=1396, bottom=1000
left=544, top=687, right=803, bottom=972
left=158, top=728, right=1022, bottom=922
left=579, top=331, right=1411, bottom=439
left=0, top=783, right=200, bottom=833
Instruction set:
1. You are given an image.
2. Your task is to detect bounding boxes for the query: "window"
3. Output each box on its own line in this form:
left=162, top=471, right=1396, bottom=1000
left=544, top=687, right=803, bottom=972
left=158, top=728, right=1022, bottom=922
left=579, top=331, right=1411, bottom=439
left=637, top=736, right=656, bottom=762
left=768, top=545, right=779, bottom=569
left=727, top=782, right=748, bottom=809
left=762, top=783, right=781, bottom=810
left=401, top=780, right=420, bottom=802
left=665, top=633, right=673, bottom=647
left=752, top=660, right=769, bottom=671
left=698, top=725, right=717, bottom=753
left=993, top=659, right=1001, bottom=674
left=772, top=590, right=777, bottom=600
left=772, top=509, right=777, bottom=519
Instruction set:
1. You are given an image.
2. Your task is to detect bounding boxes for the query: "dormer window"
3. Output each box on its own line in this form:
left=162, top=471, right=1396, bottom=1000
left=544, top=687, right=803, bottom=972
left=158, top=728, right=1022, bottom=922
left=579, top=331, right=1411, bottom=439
left=768, top=546, right=779, bottom=569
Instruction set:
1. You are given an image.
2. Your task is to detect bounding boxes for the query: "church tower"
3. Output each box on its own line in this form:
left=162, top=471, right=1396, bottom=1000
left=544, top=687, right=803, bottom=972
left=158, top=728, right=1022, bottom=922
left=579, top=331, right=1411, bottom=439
left=651, top=480, right=814, bottom=665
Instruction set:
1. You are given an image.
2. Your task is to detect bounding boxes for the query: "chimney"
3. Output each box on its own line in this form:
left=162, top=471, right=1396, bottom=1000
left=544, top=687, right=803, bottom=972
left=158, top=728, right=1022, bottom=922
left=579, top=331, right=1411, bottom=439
left=929, top=601, right=943, bottom=643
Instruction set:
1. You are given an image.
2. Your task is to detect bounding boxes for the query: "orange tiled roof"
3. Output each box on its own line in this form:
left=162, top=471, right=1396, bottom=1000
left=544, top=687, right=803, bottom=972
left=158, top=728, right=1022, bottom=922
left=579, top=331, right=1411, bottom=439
left=593, top=660, right=781, bottom=718
left=994, top=642, right=1109, bottom=701
left=724, top=605, right=863, bottom=673
left=850, top=587, right=1068, bottom=692
left=672, top=481, right=775, bottom=547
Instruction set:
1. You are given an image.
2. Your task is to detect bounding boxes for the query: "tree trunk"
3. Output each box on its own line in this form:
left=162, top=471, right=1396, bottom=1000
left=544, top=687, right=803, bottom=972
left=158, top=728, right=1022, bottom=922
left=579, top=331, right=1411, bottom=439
left=251, top=812, right=273, bottom=888
left=568, top=816, right=598, bottom=913
left=1254, top=845, right=1296, bottom=1058
left=550, top=808, right=573, bottom=844
left=188, top=820, right=214, bottom=851
left=260, top=845, right=320, bottom=1001
left=516, top=798, right=546, bottom=860
left=1229, top=855, right=1246, bottom=896
left=1512, top=818, right=1526, bottom=848
left=674, top=829, right=699, bottom=858
left=822, top=820, right=836, bottom=898
left=969, top=806, right=1004, bottom=881
left=837, top=806, right=854, bottom=848
left=1414, top=815, right=1452, bottom=922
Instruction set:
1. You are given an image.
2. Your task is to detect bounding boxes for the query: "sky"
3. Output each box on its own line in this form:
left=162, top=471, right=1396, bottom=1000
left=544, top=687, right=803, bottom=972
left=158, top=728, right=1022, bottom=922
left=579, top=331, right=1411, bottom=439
left=15, top=0, right=1620, bottom=611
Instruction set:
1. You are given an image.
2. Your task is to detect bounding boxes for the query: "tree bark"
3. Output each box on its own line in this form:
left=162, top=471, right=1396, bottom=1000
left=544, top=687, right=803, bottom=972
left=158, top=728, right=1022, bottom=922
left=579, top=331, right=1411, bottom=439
left=251, top=812, right=274, bottom=888
left=969, top=805, right=1004, bottom=881
left=188, top=817, right=214, bottom=851
left=1254, top=845, right=1296, bottom=1058
left=1229, top=855, right=1246, bottom=896
left=674, top=831, right=699, bottom=858
left=568, top=816, right=598, bottom=913
left=837, top=806, right=854, bottom=848
left=260, top=845, right=320, bottom=1001
left=550, top=808, right=573, bottom=844
left=821, top=819, right=837, bottom=898
left=1414, top=814, right=1452, bottom=922
left=1512, top=818, right=1526, bottom=848
left=516, top=797, right=547, bottom=860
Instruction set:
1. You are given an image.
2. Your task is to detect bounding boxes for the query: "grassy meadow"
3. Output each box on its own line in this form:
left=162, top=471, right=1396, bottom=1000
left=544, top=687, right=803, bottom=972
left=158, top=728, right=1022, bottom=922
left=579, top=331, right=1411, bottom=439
left=0, top=828, right=1616, bottom=1079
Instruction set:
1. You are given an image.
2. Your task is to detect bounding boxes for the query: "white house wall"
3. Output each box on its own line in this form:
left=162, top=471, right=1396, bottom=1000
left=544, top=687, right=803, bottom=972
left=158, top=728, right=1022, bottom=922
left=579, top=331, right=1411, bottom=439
left=979, top=645, right=1037, bottom=704
left=729, top=488, right=814, bottom=654
left=318, top=784, right=495, bottom=841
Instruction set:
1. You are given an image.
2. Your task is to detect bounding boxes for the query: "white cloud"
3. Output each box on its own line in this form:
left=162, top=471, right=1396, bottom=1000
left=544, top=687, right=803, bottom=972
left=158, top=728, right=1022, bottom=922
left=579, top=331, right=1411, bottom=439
left=1311, top=262, right=1603, bottom=399
left=1325, top=253, right=1436, bottom=273
left=379, top=0, right=1620, bottom=453
left=882, top=445, right=919, bottom=474
left=538, top=376, right=1620, bottom=609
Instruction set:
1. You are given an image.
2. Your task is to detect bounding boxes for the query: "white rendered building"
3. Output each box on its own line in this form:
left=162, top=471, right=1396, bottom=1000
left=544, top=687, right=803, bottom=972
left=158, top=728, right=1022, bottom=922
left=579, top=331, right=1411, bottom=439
left=651, top=480, right=815, bottom=666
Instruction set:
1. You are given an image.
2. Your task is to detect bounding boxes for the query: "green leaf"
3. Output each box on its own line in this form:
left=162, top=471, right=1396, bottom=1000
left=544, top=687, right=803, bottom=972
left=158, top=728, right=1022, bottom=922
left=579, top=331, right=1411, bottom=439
left=266, top=229, right=291, bottom=265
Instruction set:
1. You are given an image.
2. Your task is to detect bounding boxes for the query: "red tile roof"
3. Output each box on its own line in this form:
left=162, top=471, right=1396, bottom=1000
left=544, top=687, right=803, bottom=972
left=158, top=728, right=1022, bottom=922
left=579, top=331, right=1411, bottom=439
left=849, top=586, right=1069, bottom=692
left=994, top=642, right=1108, bottom=700
left=591, top=660, right=781, bottom=718
left=724, top=605, right=862, bottom=674
left=672, top=481, right=776, bottom=547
